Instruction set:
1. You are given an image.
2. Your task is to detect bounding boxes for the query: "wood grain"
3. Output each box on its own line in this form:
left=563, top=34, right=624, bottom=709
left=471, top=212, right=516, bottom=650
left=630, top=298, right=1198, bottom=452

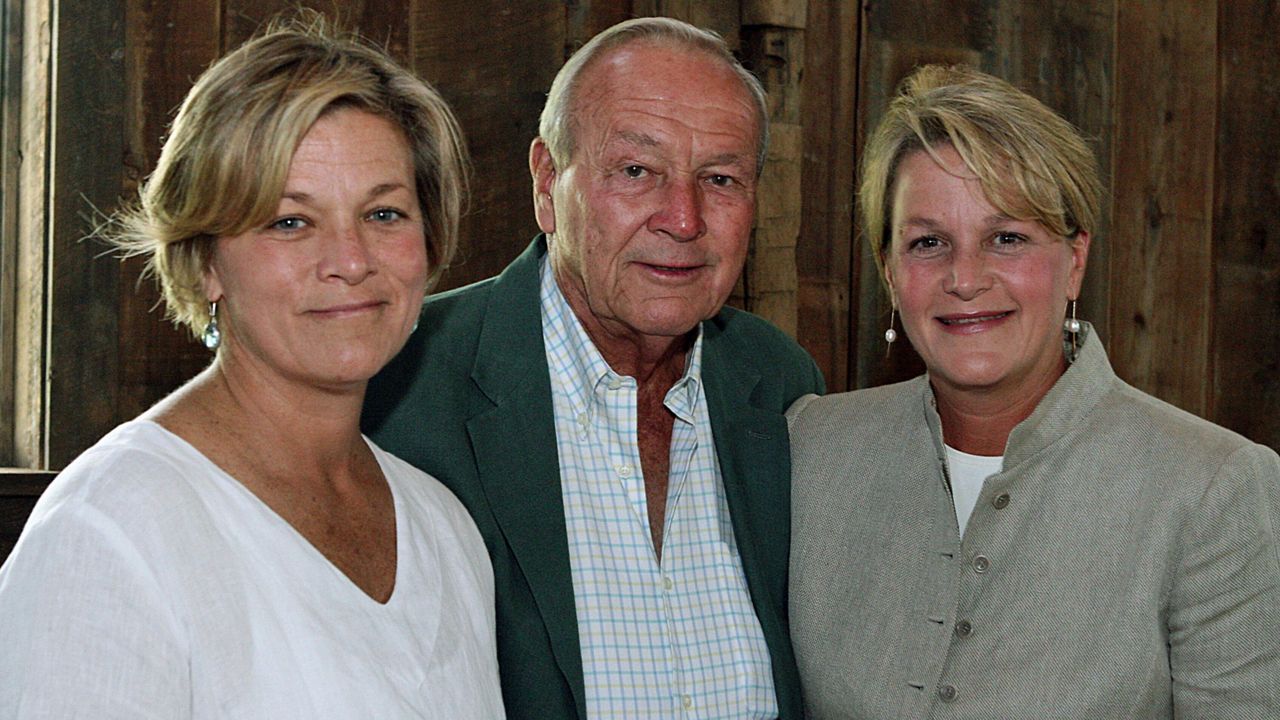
left=42, top=0, right=126, bottom=467
left=413, top=0, right=562, bottom=291
left=1109, top=0, right=1216, bottom=416
left=796, top=0, right=856, bottom=391
left=1211, top=0, right=1280, bottom=447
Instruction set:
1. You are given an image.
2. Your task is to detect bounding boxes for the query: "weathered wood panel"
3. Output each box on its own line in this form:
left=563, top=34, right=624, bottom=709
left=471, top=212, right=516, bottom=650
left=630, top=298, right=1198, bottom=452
left=795, top=0, right=857, bottom=391
left=0, top=0, right=21, bottom=464
left=413, top=1, right=562, bottom=291
left=1212, top=1, right=1280, bottom=447
left=1109, top=0, right=1217, bottom=416
left=44, top=0, right=126, bottom=467
left=742, top=19, right=804, bottom=338
left=117, top=0, right=221, bottom=424
left=11, top=0, right=52, bottom=467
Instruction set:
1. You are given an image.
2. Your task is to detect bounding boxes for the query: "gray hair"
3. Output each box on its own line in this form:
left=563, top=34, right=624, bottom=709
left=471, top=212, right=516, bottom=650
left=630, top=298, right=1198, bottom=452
left=538, top=16, right=769, bottom=175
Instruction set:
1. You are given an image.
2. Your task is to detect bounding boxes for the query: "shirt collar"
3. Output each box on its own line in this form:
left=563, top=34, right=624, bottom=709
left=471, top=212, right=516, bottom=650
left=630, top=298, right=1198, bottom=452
left=539, top=256, right=704, bottom=422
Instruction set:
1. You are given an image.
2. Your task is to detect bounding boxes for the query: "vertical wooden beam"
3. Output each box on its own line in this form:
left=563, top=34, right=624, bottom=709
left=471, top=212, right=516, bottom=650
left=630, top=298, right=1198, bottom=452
left=45, top=0, right=127, bottom=467
left=1212, top=0, right=1280, bottom=447
left=0, top=0, right=23, bottom=465
left=12, top=0, right=52, bottom=468
left=116, top=0, right=221, bottom=425
left=412, top=1, right=562, bottom=290
left=741, top=2, right=804, bottom=338
left=796, top=0, right=857, bottom=391
left=1109, top=1, right=1216, bottom=416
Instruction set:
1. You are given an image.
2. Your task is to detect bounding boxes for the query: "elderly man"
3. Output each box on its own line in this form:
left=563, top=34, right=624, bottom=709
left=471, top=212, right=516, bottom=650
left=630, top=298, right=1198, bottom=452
left=365, top=16, right=823, bottom=719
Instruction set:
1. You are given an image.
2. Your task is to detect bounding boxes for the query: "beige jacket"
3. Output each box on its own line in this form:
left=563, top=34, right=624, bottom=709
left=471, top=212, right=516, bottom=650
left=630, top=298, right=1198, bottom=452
left=788, top=327, right=1280, bottom=719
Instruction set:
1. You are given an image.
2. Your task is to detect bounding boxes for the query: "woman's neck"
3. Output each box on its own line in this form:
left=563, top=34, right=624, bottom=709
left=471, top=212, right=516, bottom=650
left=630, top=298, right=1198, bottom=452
left=932, top=357, right=1066, bottom=456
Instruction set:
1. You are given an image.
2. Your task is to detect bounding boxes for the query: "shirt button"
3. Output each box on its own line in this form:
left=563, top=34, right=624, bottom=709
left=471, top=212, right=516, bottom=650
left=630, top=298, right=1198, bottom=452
left=576, top=412, right=589, bottom=427
left=662, top=575, right=674, bottom=591
left=606, top=377, right=623, bottom=390
left=954, top=619, right=973, bottom=638
left=681, top=694, right=693, bottom=709
left=972, top=554, right=990, bottom=573
left=938, top=684, right=957, bottom=702
left=992, top=492, right=1010, bottom=509
left=617, top=464, right=633, bottom=478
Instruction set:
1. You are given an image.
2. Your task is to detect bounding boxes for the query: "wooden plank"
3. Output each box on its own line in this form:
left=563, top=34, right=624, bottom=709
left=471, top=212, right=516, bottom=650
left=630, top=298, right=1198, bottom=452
left=412, top=1, right=563, bottom=291
left=45, top=0, right=127, bottom=467
left=12, top=0, right=53, bottom=468
left=795, top=0, right=856, bottom=392
left=1109, top=0, right=1216, bottom=417
left=0, top=0, right=22, bottom=465
left=656, top=1, right=741, bottom=48
left=116, top=0, right=221, bottom=425
left=1211, top=0, right=1280, bottom=448
left=742, top=25, right=804, bottom=337
left=742, top=0, right=804, bottom=29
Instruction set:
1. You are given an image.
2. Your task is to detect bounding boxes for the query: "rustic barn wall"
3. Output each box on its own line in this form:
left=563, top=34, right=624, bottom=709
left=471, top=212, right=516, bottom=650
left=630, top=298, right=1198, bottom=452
left=10, top=0, right=1279, bottom=481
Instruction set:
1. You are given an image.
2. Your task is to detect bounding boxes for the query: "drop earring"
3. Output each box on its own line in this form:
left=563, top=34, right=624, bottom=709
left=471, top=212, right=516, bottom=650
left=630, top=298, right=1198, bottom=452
left=202, top=301, right=221, bottom=350
left=1063, top=298, right=1080, bottom=360
left=884, top=307, right=898, bottom=344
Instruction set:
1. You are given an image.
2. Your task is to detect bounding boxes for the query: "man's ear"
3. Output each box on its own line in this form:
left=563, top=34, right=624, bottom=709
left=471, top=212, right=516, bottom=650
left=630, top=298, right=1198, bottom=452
left=530, top=137, right=557, bottom=234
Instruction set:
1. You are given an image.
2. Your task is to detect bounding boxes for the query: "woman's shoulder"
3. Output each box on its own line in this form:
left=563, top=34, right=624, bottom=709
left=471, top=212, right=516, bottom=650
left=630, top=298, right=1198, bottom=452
left=31, top=420, right=218, bottom=529
left=787, top=376, right=927, bottom=431
left=1101, top=378, right=1277, bottom=467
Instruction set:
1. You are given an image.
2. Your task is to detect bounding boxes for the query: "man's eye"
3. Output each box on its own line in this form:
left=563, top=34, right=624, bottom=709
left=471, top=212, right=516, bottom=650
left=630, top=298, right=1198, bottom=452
left=622, top=165, right=648, bottom=178
left=993, top=231, right=1027, bottom=245
left=707, top=174, right=734, bottom=187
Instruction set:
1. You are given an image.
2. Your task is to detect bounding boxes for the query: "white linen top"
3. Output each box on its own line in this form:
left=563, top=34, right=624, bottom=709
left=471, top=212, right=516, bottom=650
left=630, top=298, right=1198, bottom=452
left=0, top=420, right=504, bottom=719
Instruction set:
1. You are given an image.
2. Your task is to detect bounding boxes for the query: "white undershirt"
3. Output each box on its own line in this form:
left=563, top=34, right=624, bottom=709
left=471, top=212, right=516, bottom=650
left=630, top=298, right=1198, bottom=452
left=944, top=445, right=1004, bottom=537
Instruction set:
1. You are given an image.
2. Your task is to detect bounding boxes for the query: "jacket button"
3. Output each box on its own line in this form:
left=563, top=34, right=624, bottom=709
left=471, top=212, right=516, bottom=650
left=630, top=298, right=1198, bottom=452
left=954, top=619, right=973, bottom=638
left=992, top=492, right=1010, bottom=509
left=972, top=554, right=990, bottom=573
left=938, top=684, right=958, bottom=702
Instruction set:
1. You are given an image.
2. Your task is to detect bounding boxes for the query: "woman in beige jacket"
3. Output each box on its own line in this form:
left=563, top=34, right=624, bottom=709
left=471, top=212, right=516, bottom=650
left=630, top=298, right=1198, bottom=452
left=787, top=65, right=1280, bottom=719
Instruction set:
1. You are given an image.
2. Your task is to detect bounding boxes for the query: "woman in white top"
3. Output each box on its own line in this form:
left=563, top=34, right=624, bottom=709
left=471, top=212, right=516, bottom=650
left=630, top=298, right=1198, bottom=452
left=0, top=14, right=503, bottom=719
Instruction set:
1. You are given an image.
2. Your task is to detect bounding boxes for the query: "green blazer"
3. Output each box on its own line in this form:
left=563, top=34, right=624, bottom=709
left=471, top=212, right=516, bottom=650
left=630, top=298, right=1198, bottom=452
left=364, top=236, right=824, bottom=719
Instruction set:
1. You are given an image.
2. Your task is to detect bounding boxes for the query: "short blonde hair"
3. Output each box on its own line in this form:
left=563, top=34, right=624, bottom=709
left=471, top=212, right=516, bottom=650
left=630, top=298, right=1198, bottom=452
left=106, top=13, right=469, bottom=337
left=859, top=64, right=1101, bottom=280
left=538, top=16, right=769, bottom=175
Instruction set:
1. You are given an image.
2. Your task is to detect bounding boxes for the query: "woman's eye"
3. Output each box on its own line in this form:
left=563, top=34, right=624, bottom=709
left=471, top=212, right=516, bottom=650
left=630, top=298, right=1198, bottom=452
left=993, top=231, right=1027, bottom=245
left=269, top=216, right=307, bottom=232
left=907, top=235, right=944, bottom=253
left=368, top=208, right=405, bottom=223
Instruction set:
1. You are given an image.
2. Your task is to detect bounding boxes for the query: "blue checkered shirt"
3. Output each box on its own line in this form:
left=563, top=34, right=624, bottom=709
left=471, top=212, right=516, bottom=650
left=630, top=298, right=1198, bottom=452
left=539, top=258, right=778, bottom=719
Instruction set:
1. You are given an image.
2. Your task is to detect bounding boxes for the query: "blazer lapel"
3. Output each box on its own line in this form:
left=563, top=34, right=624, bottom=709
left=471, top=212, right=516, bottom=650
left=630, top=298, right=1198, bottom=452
left=701, top=329, right=792, bottom=616
left=466, top=237, right=585, bottom=712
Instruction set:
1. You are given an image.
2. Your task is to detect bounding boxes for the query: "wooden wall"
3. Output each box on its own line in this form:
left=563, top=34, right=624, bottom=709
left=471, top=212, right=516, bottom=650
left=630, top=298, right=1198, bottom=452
left=8, top=0, right=1279, bottom=478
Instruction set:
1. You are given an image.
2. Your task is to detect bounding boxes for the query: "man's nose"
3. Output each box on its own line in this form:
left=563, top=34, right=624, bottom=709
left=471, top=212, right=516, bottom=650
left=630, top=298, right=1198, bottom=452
left=647, top=176, right=706, bottom=241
